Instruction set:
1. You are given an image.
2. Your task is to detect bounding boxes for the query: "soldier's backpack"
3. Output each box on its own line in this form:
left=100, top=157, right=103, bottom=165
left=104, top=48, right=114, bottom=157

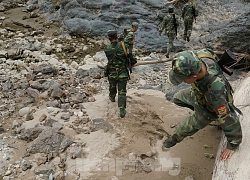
left=118, top=29, right=129, bottom=42
left=195, top=48, right=236, bottom=76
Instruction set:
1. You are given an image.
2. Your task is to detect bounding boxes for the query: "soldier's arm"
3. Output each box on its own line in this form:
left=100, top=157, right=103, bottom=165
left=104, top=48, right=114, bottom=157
left=124, top=32, right=134, bottom=45
left=205, top=81, right=242, bottom=151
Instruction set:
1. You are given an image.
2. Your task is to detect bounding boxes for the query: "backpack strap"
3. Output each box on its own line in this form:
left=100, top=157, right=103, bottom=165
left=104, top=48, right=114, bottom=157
left=121, top=41, right=128, bottom=57
left=196, top=53, right=215, bottom=60
left=195, top=51, right=243, bottom=115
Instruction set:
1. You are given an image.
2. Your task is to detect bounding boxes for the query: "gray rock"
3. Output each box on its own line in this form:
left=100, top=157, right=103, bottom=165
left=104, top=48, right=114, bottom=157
left=27, top=127, right=73, bottom=154
left=18, top=107, right=30, bottom=117
left=19, top=127, right=45, bottom=142
left=61, top=114, right=70, bottom=120
left=76, top=68, right=89, bottom=78
left=46, top=100, right=60, bottom=108
left=12, top=120, right=23, bottom=129
left=68, top=145, right=83, bottom=159
left=35, top=167, right=53, bottom=175
left=21, top=160, right=32, bottom=171
left=26, top=87, right=40, bottom=98
left=50, top=87, right=64, bottom=99
left=52, top=122, right=63, bottom=131
left=90, top=118, right=110, bottom=132
left=29, top=80, right=44, bottom=90
left=0, top=50, right=7, bottom=58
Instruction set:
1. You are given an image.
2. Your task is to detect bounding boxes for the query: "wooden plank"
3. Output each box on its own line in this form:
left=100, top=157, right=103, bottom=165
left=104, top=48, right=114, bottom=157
left=212, top=76, right=250, bottom=180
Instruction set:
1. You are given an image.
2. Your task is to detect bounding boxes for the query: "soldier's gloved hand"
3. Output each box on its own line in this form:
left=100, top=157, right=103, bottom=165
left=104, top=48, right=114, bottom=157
left=159, top=32, right=162, bottom=36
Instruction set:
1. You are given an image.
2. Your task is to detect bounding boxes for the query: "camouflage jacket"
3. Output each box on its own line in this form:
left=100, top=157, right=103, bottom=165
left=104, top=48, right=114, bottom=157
left=104, top=41, right=137, bottom=77
left=192, top=58, right=234, bottom=118
left=159, top=13, right=180, bottom=34
left=182, top=2, right=198, bottom=20
left=124, top=29, right=135, bottom=45
left=192, top=58, right=242, bottom=150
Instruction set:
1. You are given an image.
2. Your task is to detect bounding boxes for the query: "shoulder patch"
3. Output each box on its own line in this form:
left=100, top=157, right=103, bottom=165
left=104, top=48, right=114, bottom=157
left=217, top=105, right=227, bottom=116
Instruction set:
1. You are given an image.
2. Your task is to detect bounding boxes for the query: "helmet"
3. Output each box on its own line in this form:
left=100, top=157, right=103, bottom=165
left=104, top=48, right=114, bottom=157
left=168, top=51, right=202, bottom=85
left=168, top=5, right=174, bottom=13
left=132, top=22, right=138, bottom=28
left=107, top=30, right=117, bottom=39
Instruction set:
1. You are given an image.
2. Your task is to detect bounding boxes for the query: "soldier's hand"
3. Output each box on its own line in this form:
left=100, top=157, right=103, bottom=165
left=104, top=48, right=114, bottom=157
left=221, top=148, right=235, bottom=161
left=159, top=32, right=162, bottom=36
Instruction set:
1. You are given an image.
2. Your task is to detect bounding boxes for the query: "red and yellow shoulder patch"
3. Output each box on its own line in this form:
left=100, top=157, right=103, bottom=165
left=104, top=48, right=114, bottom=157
left=217, top=105, right=227, bottom=116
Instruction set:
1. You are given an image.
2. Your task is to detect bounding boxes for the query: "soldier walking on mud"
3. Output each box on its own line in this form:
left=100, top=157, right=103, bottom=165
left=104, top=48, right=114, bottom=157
left=163, top=49, right=242, bottom=161
left=104, top=30, right=137, bottom=118
left=158, top=6, right=180, bottom=58
left=182, top=0, right=198, bottom=42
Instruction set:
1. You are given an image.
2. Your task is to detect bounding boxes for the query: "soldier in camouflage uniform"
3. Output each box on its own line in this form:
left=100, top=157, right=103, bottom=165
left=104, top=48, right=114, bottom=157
left=156, top=6, right=169, bottom=28
left=104, top=30, right=137, bottom=118
left=182, top=0, right=198, bottom=42
left=124, top=22, right=139, bottom=52
left=158, top=6, right=180, bottom=58
left=164, top=49, right=242, bottom=161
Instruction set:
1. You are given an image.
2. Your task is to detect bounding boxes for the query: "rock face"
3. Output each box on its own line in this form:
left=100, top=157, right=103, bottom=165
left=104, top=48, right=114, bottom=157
left=20, top=0, right=250, bottom=53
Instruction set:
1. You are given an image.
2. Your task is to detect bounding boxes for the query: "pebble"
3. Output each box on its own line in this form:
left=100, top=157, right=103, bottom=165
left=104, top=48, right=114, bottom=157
left=4, top=170, right=12, bottom=176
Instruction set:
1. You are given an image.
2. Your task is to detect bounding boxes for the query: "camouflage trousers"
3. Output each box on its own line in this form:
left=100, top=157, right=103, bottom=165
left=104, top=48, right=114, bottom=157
left=166, top=32, right=176, bottom=56
left=183, top=18, right=194, bottom=40
left=164, top=87, right=242, bottom=150
left=108, top=71, right=128, bottom=109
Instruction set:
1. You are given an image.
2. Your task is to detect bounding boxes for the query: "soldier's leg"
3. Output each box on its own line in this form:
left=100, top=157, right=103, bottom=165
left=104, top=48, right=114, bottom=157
left=186, top=19, right=194, bottom=42
left=108, top=78, right=117, bottom=102
left=117, top=79, right=127, bottom=118
left=164, top=88, right=215, bottom=148
left=183, top=20, right=188, bottom=40
left=173, top=87, right=195, bottom=111
left=166, top=33, right=175, bottom=57
left=163, top=107, right=213, bottom=148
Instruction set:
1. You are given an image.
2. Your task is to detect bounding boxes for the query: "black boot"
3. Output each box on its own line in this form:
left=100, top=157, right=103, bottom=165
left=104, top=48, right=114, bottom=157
left=120, top=108, right=126, bottom=118
left=109, top=96, right=115, bottom=102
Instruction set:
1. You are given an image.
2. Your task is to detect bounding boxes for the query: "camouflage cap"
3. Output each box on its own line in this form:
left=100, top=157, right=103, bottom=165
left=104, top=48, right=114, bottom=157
left=107, top=30, right=117, bottom=39
left=168, top=51, right=202, bottom=85
left=132, top=22, right=138, bottom=28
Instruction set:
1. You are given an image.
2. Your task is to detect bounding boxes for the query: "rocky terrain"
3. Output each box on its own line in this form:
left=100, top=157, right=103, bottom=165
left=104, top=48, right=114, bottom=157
left=0, top=0, right=249, bottom=180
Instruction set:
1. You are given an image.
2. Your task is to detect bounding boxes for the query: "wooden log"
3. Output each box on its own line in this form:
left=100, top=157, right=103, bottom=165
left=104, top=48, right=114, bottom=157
left=212, top=76, right=250, bottom=180
left=98, top=51, right=250, bottom=69
left=214, top=51, right=250, bottom=60
left=163, top=0, right=179, bottom=5
left=133, top=51, right=250, bottom=67
left=134, top=57, right=174, bottom=66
